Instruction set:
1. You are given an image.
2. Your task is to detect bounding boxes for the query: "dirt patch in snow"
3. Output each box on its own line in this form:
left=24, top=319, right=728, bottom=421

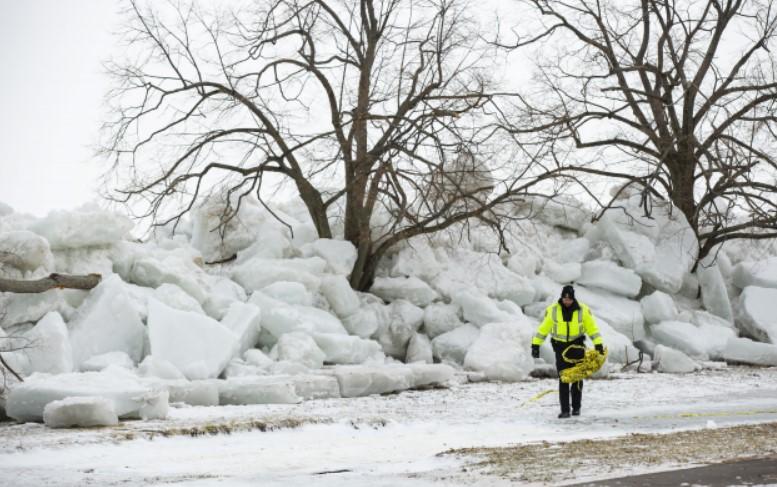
left=111, top=416, right=333, bottom=441
left=441, top=421, right=777, bottom=484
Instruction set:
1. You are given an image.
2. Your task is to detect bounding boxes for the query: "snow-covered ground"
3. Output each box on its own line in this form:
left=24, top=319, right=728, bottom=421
left=2, top=366, right=776, bottom=486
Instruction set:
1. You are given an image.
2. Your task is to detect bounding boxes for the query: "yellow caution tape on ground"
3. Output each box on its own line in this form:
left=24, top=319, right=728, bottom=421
left=520, top=389, right=555, bottom=408
left=649, top=408, right=777, bottom=420
left=560, top=346, right=608, bottom=384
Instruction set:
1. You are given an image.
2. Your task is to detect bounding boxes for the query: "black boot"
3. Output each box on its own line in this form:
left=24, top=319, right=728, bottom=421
left=558, top=411, right=570, bottom=418
left=571, top=380, right=583, bottom=413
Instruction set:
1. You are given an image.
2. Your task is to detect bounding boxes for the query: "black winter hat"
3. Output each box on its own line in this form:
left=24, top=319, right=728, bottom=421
left=561, top=285, right=575, bottom=299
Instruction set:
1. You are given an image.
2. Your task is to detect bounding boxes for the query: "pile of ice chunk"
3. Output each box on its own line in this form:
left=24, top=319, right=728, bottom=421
left=3, top=192, right=777, bottom=427
left=28, top=205, right=133, bottom=250
left=6, top=367, right=169, bottom=422
left=587, top=195, right=698, bottom=294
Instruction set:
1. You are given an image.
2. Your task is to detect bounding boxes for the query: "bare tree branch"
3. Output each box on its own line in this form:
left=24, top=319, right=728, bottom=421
left=103, top=0, right=559, bottom=289
left=502, top=0, right=777, bottom=261
left=0, top=274, right=102, bottom=294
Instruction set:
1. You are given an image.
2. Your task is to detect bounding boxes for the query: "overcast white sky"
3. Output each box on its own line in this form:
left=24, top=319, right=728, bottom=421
left=0, top=0, right=120, bottom=217
left=0, top=1, right=538, bottom=219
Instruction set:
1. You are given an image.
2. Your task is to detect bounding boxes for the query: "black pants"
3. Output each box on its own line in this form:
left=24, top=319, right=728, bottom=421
left=552, top=338, right=585, bottom=413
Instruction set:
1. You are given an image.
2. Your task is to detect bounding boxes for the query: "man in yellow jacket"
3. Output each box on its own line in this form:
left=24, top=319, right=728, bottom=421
left=531, top=285, right=604, bottom=418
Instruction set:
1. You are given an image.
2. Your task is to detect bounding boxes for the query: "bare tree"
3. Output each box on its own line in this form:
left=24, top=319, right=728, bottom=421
left=103, top=0, right=560, bottom=290
left=502, top=0, right=777, bottom=260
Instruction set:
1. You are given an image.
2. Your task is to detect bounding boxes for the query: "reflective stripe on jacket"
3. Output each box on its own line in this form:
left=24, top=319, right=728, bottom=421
left=531, top=302, right=603, bottom=345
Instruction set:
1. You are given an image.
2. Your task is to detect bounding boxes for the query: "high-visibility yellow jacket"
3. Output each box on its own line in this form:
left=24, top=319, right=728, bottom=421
left=532, top=301, right=603, bottom=345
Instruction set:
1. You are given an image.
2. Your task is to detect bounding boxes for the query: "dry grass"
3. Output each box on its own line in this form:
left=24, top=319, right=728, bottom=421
left=110, top=416, right=332, bottom=441
left=440, top=422, right=777, bottom=484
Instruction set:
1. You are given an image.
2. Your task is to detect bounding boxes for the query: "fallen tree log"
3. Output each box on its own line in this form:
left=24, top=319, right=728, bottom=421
left=0, top=273, right=102, bottom=293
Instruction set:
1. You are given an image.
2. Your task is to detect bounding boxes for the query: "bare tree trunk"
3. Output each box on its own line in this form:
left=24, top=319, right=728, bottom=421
left=667, top=159, right=698, bottom=231
left=349, top=239, right=374, bottom=291
left=355, top=250, right=383, bottom=292
left=0, top=273, right=101, bottom=293
left=297, top=178, right=332, bottom=239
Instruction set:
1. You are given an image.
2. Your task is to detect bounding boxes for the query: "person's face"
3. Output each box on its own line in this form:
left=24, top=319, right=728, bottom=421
left=561, top=295, right=573, bottom=307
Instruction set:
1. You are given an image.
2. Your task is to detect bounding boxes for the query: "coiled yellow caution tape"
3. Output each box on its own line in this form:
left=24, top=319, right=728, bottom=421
left=559, top=345, right=608, bottom=384
left=521, top=345, right=607, bottom=408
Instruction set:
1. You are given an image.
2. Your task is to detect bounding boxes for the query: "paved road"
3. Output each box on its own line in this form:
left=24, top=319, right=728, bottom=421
left=570, top=456, right=777, bottom=486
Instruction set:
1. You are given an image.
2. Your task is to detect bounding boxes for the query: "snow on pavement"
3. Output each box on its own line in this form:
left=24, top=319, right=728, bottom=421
left=1, top=366, right=776, bottom=486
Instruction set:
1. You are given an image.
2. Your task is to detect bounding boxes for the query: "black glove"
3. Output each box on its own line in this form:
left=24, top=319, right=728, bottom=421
left=531, top=344, right=540, bottom=358
left=595, top=344, right=605, bottom=355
